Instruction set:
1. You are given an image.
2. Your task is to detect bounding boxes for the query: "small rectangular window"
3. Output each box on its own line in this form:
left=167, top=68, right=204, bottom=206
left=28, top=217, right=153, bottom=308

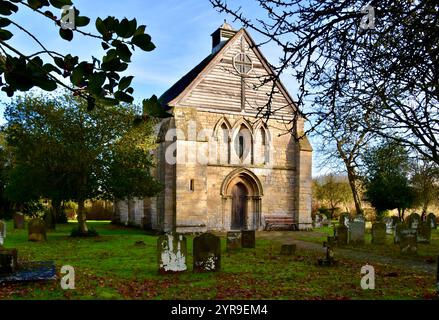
left=190, top=179, right=195, bottom=191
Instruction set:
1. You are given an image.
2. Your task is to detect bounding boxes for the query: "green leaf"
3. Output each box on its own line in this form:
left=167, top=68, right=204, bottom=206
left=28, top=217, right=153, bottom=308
left=114, top=90, right=134, bottom=103
left=116, top=18, right=135, bottom=38
left=131, top=34, right=155, bottom=52
left=0, top=29, right=13, bottom=41
left=70, top=67, right=84, bottom=86
left=101, top=42, right=110, bottom=50
left=88, top=72, right=106, bottom=95
left=75, top=16, right=90, bottom=28
left=95, top=18, right=107, bottom=35
left=118, top=76, right=134, bottom=91
left=0, top=1, right=18, bottom=15
left=115, top=43, right=132, bottom=62
left=48, top=0, right=72, bottom=9
left=0, top=18, right=11, bottom=28
left=59, top=28, right=73, bottom=41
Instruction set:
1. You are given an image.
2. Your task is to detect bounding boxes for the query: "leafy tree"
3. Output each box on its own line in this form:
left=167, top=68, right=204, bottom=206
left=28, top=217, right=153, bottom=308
left=314, top=174, right=353, bottom=219
left=362, top=141, right=416, bottom=220
left=0, top=129, right=13, bottom=219
left=411, top=159, right=439, bottom=218
left=211, top=0, right=439, bottom=165
left=4, top=93, right=162, bottom=234
left=0, top=0, right=171, bottom=118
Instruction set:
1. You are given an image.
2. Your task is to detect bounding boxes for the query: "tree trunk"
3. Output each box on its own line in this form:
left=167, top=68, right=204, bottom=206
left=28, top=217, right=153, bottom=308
left=346, top=167, right=363, bottom=216
left=77, top=200, right=88, bottom=234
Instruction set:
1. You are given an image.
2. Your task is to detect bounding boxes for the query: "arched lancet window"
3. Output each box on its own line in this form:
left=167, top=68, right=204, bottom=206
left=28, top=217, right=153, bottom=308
left=259, top=127, right=269, bottom=165
left=235, top=124, right=252, bottom=163
left=219, top=123, right=230, bottom=164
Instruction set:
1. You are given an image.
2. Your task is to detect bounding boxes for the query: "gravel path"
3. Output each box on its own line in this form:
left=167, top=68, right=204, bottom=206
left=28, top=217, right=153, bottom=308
left=257, top=231, right=437, bottom=274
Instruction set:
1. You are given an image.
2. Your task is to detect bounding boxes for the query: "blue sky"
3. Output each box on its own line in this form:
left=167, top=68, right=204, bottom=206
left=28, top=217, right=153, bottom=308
left=1, top=0, right=330, bottom=176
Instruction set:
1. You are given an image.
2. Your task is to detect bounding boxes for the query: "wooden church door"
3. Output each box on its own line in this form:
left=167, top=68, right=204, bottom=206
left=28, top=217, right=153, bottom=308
left=231, top=183, right=248, bottom=230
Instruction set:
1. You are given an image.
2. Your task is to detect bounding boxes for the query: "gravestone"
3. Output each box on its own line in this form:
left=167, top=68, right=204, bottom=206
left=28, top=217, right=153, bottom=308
left=280, top=244, right=297, bottom=256
left=399, top=229, right=417, bottom=255
left=0, top=249, right=18, bottom=275
left=313, top=214, right=323, bottom=228
left=334, top=225, right=348, bottom=245
left=318, top=241, right=336, bottom=266
left=241, top=230, right=256, bottom=249
left=383, top=217, right=396, bottom=235
left=193, top=233, right=221, bottom=272
left=427, top=213, right=437, bottom=230
left=157, top=233, right=187, bottom=274
left=349, top=215, right=365, bottom=245
left=407, top=213, right=421, bottom=230
left=0, top=220, right=5, bottom=247
left=226, top=231, right=242, bottom=251
left=394, top=222, right=409, bottom=244
left=28, top=218, right=47, bottom=242
left=13, top=213, right=25, bottom=230
left=322, top=219, right=331, bottom=227
left=417, top=221, right=431, bottom=244
left=339, top=213, right=350, bottom=229
left=372, top=222, right=387, bottom=245
left=327, top=236, right=336, bottom=247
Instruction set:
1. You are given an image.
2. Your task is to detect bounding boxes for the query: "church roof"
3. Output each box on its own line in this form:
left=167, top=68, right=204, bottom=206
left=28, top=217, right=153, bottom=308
left=159, top=28, right=300, bottom=117
left=159, top=51, right=219, bottom=107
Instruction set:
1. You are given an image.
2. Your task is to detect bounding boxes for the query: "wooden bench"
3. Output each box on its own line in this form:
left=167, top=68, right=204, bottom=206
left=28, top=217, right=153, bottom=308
left=264, top=216, right=297, bottom=231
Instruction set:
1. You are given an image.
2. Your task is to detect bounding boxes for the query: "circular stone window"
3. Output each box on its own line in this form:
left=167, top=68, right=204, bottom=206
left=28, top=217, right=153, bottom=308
left=233, top=53, right=253, bottom=75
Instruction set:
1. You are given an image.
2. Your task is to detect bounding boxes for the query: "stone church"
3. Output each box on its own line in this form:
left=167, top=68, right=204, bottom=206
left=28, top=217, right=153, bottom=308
left=113, top=23, right=313, bottom=233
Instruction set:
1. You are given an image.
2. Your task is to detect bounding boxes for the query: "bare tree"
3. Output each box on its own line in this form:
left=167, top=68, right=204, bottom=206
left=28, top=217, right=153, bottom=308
left=210, top=0, right=439, bottom=165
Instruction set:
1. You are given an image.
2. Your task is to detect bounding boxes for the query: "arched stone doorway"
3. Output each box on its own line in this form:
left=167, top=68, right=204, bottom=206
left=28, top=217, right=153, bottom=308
left=221, top=169, right=263, bottom=231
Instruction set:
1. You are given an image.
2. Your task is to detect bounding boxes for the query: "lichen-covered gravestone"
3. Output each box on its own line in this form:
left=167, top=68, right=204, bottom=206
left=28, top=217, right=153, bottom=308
left=334, top=225, right=348, bottom=245
left=399, top=229, right=417, bottom=255
left=28, top=218, right=47, bottom=242
left=372, top=222, right=386, bottom=245
left=157, top=233, right=187, bottom=274
left=348, top=215, right=365, bottom=245
left=193, top=233, right=221, bottom=272
left=0, top=220, right=5, bottom=247
left=407, top=213, right=421, bottom=230
left=241, top=230, right=256, bottom=249
left=13, top=213, right=25, bottom=230
left=394, top=222, right=408, bottom=244
left=417, top=221, right=431, bottom=244
left=427, top=213, right=437, bottom=230
left=226, top=231, right=242, bottom=251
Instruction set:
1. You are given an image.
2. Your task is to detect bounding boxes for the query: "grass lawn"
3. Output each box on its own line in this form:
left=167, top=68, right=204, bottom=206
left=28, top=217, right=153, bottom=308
left=0, top=220, right=437, bottom=300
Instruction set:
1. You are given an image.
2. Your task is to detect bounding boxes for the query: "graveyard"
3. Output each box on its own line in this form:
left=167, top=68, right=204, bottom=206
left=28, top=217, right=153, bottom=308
left=0, top=219, right=438, bottom=300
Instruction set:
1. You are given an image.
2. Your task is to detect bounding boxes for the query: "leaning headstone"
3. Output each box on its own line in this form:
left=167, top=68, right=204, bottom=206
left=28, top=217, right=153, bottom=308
left=241, top=230, right=256, bottom=249
left=28, top=218, right=47, bottom=242
left=417, top=221, right=431, bottom=244
left=226, top=231, right=242, bottom=251
left=394, top=222, right=408, bottom=244
left=407, top=213, right=421, bottom=230
left=334, top=225, right=348, bottom=245
left=193, top=233, right=221, bottom=273
left=0, top=221, right=5, bottom=247
left=280, top=244, right=297, bottom=256
left=13, top=213, right=25, bottom=230
left=399, top=229, right=417, bottom=255
left=349, top=215, right=365, bottom=245
left=157, top=233, right=187, bottom=274
left=0, top=249, right=18, bottom=275
left=372, top=222, right=387, bottom=245
left=427, top=213, right=437, bottom=230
